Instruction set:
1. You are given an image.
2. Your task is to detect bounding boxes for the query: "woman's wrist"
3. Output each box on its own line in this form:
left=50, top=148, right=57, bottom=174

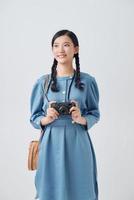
left=78, top=116, right=87, bottom=125
left=40, top=116, right=49, bottom=126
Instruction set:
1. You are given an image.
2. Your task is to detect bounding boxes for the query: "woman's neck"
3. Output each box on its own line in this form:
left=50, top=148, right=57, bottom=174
left=56, top=64, right=75, bottom=77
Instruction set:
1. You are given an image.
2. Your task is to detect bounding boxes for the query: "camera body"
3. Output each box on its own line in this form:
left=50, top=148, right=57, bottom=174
left=50, top=101, right=76, bottom=115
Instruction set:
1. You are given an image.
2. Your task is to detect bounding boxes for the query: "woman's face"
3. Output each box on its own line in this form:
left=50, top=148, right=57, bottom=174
left=52, top=35, right=79, bottom=65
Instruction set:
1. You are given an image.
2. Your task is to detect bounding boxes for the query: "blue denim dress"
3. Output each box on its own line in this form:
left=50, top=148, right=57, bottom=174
left=30, top=71, right=100, bottom=200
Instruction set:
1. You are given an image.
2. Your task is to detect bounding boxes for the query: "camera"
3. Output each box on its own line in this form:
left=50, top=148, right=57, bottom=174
left=50, top=101, right=76, bottom=115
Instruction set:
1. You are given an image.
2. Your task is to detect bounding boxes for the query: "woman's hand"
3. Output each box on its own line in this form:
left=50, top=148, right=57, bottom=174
left=46, top=108, right=59, bottom=123
left=41, top=101, right=59, bottom=125
left=69, top=100, right=87, bottom=125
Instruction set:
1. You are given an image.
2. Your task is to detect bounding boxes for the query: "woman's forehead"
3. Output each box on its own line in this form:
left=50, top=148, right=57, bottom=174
left=53, top=35, right=73, bottom=44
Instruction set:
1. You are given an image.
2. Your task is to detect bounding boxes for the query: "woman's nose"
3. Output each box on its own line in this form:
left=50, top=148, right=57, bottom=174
left=59, top=45, right=65, bottom=52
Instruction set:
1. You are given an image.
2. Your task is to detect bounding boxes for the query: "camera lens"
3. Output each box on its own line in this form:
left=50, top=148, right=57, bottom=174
left=59, top=106, right=68, bottom=115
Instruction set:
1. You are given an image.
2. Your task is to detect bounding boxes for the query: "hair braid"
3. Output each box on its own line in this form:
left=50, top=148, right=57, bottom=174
left=74, top=53, right=85, bottom=90
left=51, top=58, right=59, bottom=92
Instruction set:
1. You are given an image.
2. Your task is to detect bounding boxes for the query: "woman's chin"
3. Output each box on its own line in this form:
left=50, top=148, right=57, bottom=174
left=57, top=59, right=68, bottom=64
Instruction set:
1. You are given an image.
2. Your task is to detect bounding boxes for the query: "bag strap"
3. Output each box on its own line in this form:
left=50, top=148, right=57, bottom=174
left=43, top=74, right=51, bottom=102
left=44, top=74, right=50, bottom=93
left=39, top=74, right=51, bottom=141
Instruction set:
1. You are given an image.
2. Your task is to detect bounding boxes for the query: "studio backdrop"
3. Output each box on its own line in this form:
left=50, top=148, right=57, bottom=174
left=0, top=0, right=134, bottom=200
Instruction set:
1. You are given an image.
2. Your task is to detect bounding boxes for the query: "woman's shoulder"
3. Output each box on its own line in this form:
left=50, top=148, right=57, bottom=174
left=80, top=72, right=99, bottom=95
left=32, top=74, right=50, bottom=92
left=35, top=73, right=50, bottom=83
left=80, top=71, right=95, bottom=83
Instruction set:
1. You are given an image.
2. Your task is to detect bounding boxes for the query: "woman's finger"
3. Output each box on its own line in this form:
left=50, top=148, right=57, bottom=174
left=70, top=106, right=77, bottom=111
left=52, top=108, right=59, bottom=116
left=72, top=111, right=79, bottom=116
left=69, top=106, right=78, bottom=113
left=48, top=107, right=59, bottom=116
left=49, top=111, right=58, bottom=118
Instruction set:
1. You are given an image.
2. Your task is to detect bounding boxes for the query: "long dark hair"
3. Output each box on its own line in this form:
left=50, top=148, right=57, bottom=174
left=50, top=29, right=85, bottom=92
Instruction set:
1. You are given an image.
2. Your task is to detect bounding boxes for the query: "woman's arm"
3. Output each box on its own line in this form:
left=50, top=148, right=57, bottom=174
left=82, top=76, right=100, bottom=130
left=30, top=77, right=46, bottom=131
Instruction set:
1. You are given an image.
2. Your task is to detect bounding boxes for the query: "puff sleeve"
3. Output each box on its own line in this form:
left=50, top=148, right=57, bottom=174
left=30, top=78, right=46, bottom=131
left=83, top=77, right=100, bottom=131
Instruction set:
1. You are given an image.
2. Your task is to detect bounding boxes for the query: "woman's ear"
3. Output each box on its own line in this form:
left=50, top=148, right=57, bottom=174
left=74, top=46, right=79, bottom=54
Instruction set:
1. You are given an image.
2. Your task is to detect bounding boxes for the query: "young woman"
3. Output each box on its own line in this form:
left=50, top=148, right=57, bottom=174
left=30, top=29, right=100, bottom=200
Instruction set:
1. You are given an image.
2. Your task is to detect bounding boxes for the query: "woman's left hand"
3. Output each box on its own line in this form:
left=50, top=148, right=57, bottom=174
left=69, top=100, right=86, bottom=125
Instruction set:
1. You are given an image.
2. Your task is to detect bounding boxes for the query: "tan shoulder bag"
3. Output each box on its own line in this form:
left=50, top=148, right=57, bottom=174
left=28, top=74, right=50, bottom=170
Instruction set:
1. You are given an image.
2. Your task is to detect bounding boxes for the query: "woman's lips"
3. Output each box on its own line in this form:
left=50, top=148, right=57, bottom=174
left=57, top=54, right=66, bottom=58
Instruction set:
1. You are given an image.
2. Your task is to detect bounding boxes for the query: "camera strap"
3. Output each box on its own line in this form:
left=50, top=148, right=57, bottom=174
left=43, top=70, right=76, bottom=102
left=67, top=70, right=76, bottom=101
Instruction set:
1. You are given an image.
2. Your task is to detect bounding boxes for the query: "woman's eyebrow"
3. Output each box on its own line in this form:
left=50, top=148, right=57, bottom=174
left=54, top=42, right=71, bottom=44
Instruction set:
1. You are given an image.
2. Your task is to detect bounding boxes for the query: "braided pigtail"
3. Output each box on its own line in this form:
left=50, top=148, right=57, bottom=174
left=50, top=58, right=59, bottom=92
left=74, top=53, right=85, bottom=90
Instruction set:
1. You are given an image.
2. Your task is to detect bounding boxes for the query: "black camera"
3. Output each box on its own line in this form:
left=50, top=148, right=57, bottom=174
left=50, top=102, right=76, bottom=115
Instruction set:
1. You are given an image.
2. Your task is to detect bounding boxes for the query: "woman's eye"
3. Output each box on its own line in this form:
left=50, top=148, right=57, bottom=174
left=64, top=44, right=69, bottom=47
left=53, top=44, right=70, bottom=48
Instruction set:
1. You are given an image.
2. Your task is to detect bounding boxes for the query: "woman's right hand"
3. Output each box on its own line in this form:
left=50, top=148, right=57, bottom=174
left=40, top=101, right=59, bottom=125
left=46, top=107, right=59, bottom=123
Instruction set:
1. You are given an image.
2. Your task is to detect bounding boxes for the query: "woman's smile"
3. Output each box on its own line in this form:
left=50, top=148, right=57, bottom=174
left=57, top=54, right=67, bottom=58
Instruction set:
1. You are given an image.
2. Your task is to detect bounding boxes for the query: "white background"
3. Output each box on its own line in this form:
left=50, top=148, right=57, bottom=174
left=0, top=0, right=134, bottom=199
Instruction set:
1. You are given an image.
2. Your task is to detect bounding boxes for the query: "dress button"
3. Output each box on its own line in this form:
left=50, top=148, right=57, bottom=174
left=62, top=91, right=65, bottom=94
